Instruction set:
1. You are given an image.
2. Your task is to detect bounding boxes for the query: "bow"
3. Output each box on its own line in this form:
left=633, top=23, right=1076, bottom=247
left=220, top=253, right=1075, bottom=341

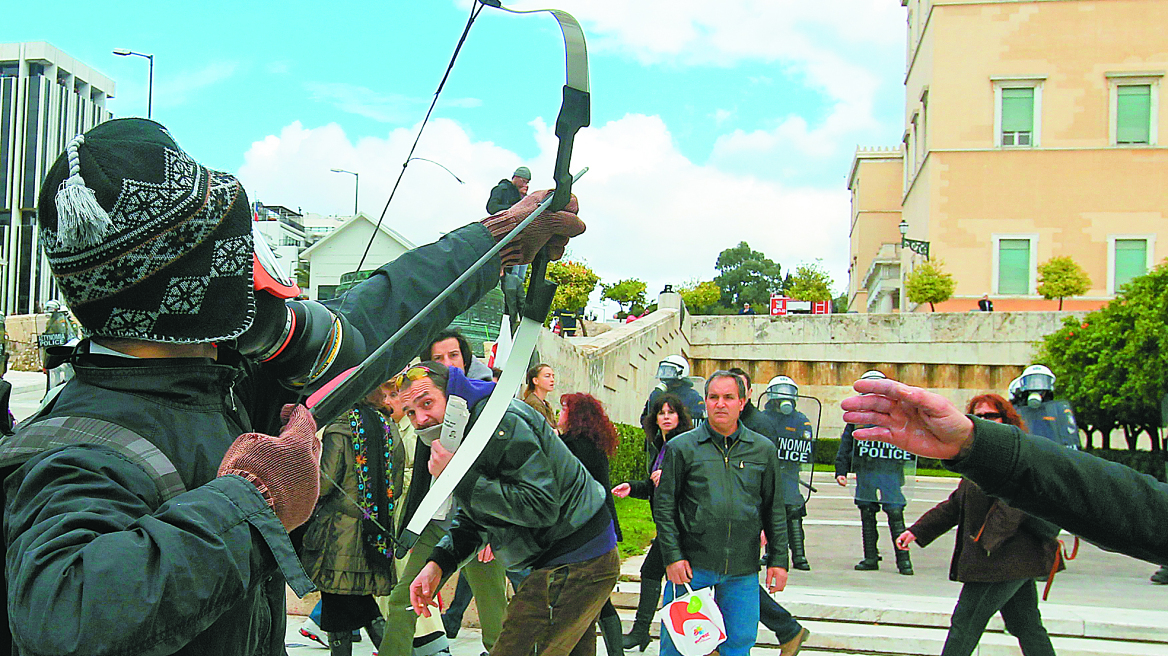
left=394, top=0, right=591, bottom=556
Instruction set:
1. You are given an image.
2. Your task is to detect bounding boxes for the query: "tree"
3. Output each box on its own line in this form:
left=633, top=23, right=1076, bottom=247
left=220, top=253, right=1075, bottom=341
left=1038, top=261, right=1168, bottom=450
left=713, top=242, right=783, bottom=309
left=600, top=278, right=647, bottom=317
left=785, top=261, right=834, bottom=302
left=677, top=280, right=721, bottom=314
left=1037, top=256, right=1091, bottom=310
left=904, top=260, right=956, bottom=311
left=543, top=260, right=599, bottom=316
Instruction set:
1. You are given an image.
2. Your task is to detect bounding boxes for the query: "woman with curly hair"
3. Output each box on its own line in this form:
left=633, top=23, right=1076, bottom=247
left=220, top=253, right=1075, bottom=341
left=898, top=393, right=1061, bottom=656
left=558, top=392, right=624, bottom=656
left=612, top=393, right=693, bottom=651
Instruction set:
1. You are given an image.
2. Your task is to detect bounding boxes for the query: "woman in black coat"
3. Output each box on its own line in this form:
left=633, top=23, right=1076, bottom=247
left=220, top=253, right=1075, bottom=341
left=612, top=393, right=693, bottom=651
left=558, top=392, right=625, bottom=656
left=898, top=394, right=1060, bottom=656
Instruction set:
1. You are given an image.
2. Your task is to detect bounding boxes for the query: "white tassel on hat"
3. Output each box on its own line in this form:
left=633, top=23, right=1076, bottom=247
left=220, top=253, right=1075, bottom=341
left=54, top=133, right=112, bottom=249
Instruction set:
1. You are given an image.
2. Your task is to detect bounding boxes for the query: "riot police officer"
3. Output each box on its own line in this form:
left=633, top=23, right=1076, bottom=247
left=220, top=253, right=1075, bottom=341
left=1011, top=364, right=1080, bottom=450
left=639, top=355, right=705, bottom=473
left=835, top=370, right=915, bottom=575
left=761, top=375, right=816, bottom=571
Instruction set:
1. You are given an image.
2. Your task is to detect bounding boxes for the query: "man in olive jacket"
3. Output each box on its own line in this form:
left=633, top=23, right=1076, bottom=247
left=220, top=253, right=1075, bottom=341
left=655, top=371, right=789, bottom=656
left=404, top=362, right=619, bottom=656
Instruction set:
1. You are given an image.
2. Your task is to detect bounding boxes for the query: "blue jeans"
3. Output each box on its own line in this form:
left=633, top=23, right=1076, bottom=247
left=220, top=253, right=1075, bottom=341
left=661, top=570, right=758, bottom=656
left=759, top=586, right=803, bottom=643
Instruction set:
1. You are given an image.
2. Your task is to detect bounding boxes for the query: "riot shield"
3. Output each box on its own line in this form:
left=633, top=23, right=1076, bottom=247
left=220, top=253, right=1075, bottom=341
left=1015, top=399, right=1081, bottom=450
left=852, top=437, right=916, bottom=506
left=761, top=394, right=819, bottom=506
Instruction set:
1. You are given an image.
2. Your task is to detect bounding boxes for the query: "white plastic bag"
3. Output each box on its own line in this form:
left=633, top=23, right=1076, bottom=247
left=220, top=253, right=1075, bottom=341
left=654, top=583, right=727, bottom=656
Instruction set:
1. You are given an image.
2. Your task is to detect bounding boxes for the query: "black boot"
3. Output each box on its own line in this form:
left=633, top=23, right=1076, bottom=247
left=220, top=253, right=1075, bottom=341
left=328, top=631, right=353, bottom=656
left=365, top=616, right=386, bottom=648
left=855, top=506, right=881, bottom=571
left=1152, top=566, right=1168, bottom=584
left=600, top=614, right=625, bottom=656
left=887, top=507, right=914, bottom=575
left=788, top=513, right=810, bottom=571
left=623, top=577, right=662, bottom=651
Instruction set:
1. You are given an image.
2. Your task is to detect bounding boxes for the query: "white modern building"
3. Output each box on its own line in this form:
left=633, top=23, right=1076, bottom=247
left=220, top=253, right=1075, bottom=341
left=0, top=42, right=114, bottom=314
left=252, top=202, right=309, bottom=285
left=300, top=213, right=414, bottom=300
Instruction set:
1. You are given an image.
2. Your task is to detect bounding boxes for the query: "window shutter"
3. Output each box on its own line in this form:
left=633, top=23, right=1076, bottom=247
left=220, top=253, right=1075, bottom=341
left=1114, top=239, right=1147, bottom=290
left=1116, top=85, right=1151, bottom=144
left=1001, top=88, right=1034, bottom=133
left=998, top=239, right=1030, bottom=294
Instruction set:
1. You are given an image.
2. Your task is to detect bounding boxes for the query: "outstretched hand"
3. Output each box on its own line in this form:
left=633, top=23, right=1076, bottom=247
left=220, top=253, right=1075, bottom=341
left=840, top=378, right=975, bottom=461
left=480, top=190, right=584, bottom=265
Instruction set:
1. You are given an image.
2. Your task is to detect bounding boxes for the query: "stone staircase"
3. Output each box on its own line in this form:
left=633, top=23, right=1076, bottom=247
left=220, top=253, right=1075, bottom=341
left=611, top=582, right=1168, bottom=655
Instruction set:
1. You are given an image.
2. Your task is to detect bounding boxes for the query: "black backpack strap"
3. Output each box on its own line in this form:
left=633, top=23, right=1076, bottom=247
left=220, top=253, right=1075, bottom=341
left=0, top=416, right=186, bottom=503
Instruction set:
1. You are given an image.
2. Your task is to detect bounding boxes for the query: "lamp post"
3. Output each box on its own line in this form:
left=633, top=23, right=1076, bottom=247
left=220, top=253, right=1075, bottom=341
left=898, top=219, right=930, bottom=260
left=406, top=157, right=465, bottom=184
left=330, top=169, right=359, bottom=216
left=112, top=49, right=154, bottom=119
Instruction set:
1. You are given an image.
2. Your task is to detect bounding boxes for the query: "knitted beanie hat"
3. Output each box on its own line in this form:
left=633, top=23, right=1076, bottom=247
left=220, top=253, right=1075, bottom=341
left=36, top=118, right=255, bottom=343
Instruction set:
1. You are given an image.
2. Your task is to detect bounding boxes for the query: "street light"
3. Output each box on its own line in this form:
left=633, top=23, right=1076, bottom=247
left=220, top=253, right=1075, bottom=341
left=330, top=169, right=359, bottom=216
left=406, top=157, right=465, bottom=184
left=112, top=49, right=154, bottom=119
left=899, top=219, right=931, bottom=260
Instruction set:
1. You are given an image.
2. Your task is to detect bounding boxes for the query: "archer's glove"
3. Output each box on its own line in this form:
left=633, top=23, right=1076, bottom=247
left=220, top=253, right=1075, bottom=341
left=480, top=190, right=584, bottom=265
left=218, top=404, right=321, bottom=531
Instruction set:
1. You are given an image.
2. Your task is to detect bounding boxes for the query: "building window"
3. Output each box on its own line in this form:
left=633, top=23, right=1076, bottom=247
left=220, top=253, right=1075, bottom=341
left=1109, top=236, right=1154, bottom=293
left=1108, top=74, right=1160, bottom=146
left=1001, top=87, right=1034, bottom=146
left=994, top=236, right=1035, bottom=295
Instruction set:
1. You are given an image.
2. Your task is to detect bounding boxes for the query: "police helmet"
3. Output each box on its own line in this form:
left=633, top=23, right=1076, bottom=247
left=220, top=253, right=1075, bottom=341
left=656, top=355, right=690, bottom=381
left=1019, top=364, right=1055, bottom=394
left=44, top=299, right=62, bottom=313
left=764, top=375, right=799, bottom=414
left=1007, top=376, right=1023, bottom=402
left=859, top=370, right=887, bottom=381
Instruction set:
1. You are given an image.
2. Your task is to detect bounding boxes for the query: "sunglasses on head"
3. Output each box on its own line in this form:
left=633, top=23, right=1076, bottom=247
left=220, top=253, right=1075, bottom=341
left=391, top=365, right=433, bottom=389
left=975, top=412, right=1004, bottom=421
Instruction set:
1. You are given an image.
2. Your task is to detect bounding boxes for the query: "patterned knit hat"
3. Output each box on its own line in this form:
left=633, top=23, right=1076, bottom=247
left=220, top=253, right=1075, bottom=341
left=36, top=118, right=254, bottom=343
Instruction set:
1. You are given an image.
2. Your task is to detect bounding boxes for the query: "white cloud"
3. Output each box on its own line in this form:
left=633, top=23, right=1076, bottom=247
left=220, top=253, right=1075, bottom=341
left=236, top=114, right=851, bottom=300
left=487, top=0, right=904, bottom=176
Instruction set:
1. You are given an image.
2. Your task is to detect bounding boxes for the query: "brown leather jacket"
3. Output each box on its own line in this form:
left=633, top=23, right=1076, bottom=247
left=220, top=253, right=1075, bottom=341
left=909, top=478, right=1063, bottom=583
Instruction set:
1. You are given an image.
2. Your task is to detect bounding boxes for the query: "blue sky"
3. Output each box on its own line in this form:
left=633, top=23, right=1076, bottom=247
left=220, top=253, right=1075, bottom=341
left=10, top=0, right=907, bottom=312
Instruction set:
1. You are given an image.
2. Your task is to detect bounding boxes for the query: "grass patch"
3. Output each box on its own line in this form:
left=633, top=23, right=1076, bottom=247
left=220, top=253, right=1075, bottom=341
left=614, top=496, right=655, bottom=559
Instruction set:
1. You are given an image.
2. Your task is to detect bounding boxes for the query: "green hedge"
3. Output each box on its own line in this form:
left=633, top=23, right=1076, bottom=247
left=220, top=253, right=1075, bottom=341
left=1085, top=448, right=1168, bottom=482
left=611, top=422, right=648, bottom=485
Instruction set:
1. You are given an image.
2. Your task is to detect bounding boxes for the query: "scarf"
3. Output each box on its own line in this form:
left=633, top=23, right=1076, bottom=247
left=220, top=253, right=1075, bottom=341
left=347, top=405, right=397, bottom=575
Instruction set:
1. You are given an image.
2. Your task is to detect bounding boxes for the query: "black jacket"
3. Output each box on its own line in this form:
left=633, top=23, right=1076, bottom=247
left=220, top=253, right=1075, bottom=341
left=486, top=179, right=523, bottom=214
left=950, top=418, right=1168, bottom=566
left=1, top=224, right=500, bottom=656
left=430, top=399, right=609, bottom=573
left=563, top=431, right=623, bottom=541
left=640, top=381, right=706, bottom=475
left=655, top=421, right=788, bottom=576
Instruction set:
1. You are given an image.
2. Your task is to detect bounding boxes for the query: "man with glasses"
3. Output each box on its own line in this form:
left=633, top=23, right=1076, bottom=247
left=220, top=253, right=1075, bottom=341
left=401, top=362, right=619, bottom=656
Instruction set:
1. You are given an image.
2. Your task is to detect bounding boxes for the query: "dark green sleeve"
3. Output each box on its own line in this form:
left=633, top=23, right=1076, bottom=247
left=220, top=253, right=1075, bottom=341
left=322, top=223, right=500, bottom=385
left=5, top=446, right=312, bottom=656
left=950, top=418, right=1168, bottom=565
left=454, top=411, right=559, bottom=529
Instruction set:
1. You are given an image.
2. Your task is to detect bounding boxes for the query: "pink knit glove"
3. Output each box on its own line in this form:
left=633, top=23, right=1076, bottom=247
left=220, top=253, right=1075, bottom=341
left=480, top=190, right=585, bottom=265
left=218, top=404, right=321, bottom=531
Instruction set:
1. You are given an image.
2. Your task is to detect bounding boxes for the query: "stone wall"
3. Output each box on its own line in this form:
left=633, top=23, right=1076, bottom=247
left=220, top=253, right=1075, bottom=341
left=687, top=311, right=1085, bottom=439
left=537, top=293, right=691, bottom=426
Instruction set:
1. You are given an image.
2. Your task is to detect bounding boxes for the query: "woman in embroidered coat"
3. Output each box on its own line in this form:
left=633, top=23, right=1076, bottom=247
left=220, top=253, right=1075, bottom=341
left=301, top=391, right=406, bottom=656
